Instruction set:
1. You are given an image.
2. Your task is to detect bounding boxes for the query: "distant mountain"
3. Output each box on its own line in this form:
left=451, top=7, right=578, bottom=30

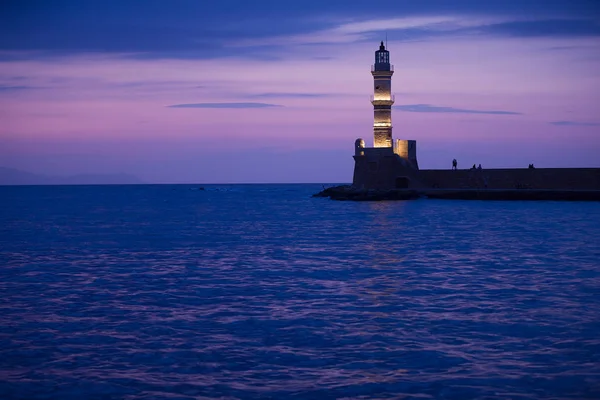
left=0, top=167, right=144, bottom=185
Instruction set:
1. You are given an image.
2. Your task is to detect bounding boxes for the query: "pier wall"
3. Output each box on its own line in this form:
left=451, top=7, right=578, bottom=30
left=418, top=168, right=600, bottom=190
left=353, top=147, right=600, bottom=190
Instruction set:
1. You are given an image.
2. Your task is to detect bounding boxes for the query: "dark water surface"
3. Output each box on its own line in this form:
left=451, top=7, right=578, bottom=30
left=1, top=184, right=600, bottom=399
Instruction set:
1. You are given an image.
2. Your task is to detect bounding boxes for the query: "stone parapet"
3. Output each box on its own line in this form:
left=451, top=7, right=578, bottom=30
left=419, top=168, right=600, bottom=190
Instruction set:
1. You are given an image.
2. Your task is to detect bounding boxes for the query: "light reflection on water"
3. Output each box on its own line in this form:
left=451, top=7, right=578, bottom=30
left=1, top=184, right=600, bottom=399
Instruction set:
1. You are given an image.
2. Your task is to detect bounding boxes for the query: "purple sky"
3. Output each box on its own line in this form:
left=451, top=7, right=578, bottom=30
left=1, top=1, right=599, bottom=183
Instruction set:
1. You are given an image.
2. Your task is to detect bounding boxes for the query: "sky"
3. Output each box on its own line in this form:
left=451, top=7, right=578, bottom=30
left=1, top=0, right=599, bottom=183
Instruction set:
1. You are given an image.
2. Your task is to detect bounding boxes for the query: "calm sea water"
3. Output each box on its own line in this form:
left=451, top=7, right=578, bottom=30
left=1, top=184, right=600, bottom=399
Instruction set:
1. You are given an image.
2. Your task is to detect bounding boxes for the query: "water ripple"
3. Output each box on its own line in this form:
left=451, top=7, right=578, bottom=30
left=1, top=184, right=600, bottom=399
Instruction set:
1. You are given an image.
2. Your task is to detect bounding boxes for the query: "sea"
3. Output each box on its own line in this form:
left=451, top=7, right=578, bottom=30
left=1, top=184, right=600, bottom=400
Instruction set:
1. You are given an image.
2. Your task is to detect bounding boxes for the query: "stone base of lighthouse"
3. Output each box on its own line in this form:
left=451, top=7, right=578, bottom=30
left=373, top=126, right=393, bottom=148
left=352, top=139, right=420, bottom=190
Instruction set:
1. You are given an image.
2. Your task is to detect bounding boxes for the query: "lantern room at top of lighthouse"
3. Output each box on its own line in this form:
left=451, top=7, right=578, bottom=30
left=373, top=41, right=391, bottom=72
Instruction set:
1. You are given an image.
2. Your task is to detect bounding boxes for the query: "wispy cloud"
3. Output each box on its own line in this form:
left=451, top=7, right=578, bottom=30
left=549, top=120, right=600, bottom=127
left=394, top=104, right=521, bottom=115
left=249, top=92, right=332, bottom=99
left=115, top=80, right=201, bottom=88
left=1, top=10, right=598, bottom=63
left=2, top=0, right=599, bottom=61
left=482, top=19, right=600, bottom=38
left=233, top=16, right=600, bottom=50
left=235, top=16, right=510, bottom=46
left=0, top=85, right=37, bottom=91
left=543, top=45, right=598, bottom=51
left=167, top=102, right=283, bottom=109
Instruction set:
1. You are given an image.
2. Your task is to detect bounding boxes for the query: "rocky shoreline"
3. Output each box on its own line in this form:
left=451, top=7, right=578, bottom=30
left=313, top=185, right=600, bottom=201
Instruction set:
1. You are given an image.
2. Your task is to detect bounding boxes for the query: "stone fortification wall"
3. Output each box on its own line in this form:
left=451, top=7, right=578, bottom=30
left=394, top=140, right=418, bottom=168
left=354, top=156, right=600, bottom=190
left=353, top=148, right=425, bottom=189
left=419, top=168, right=600, bottom=190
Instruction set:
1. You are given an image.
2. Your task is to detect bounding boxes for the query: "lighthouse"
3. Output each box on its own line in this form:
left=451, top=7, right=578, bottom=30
left=352, top=41, right=418, bottom=190
left=371, top=41, right=394, bottom=148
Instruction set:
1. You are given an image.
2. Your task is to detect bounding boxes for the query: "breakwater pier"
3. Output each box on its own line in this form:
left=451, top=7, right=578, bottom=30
left=314, top=185, right=600, bottom=202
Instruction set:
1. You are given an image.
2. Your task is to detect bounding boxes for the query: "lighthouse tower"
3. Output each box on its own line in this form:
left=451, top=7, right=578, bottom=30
left=371, top=41, right=394, bottom=148
left=352, top=41, right=418, bottom=190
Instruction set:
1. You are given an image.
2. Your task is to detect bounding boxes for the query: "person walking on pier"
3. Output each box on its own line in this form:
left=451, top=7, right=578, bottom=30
left=452, top=159, right=457, bottom=170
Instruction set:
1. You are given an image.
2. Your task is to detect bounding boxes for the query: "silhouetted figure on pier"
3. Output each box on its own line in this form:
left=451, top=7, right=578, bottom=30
left=452, top=159, right=457, bottom=170
left=529, top=164, right=535, bottom=169
left=472, top=164, right=476, bottom=169
left=477, top=164, right=482, bottom=170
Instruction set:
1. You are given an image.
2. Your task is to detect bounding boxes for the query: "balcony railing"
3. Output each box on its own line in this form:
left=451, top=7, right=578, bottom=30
left=371, top=64, right=394, bottom=72
left=370, top=94, right=395, bottom=103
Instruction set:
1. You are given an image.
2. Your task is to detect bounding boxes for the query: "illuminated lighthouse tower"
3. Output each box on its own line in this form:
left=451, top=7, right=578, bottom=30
left=352, top=41, right=418, bottom=190
left=371, top=41, right=394, bottom=147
